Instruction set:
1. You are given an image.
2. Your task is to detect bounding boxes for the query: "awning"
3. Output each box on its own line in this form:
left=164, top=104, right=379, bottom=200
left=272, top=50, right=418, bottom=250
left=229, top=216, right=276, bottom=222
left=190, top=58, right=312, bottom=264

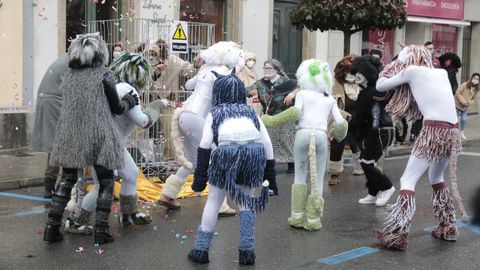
left=407, top=16, right=471, bottom=27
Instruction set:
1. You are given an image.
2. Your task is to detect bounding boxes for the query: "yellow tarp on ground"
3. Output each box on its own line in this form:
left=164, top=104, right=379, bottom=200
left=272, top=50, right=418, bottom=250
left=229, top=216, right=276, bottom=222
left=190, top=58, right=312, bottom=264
left=87, top=169, right=209, bottom=202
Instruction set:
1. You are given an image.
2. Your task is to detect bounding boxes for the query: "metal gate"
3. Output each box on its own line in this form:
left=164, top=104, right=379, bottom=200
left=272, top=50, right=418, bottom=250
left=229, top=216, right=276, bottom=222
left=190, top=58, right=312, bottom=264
left=87, top=19, right=215, bottom=179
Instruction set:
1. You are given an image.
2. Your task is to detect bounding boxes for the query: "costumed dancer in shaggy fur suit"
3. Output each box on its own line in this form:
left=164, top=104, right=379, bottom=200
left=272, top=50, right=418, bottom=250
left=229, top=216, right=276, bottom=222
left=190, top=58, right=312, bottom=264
left=328, top=55, right=364, bottom=185
left=348, top=56, right=396, bottom=207
left=187, top=70, right=275, bottom=265
left=376, top=45, right=467, bottom=250
left=64, top=52, right=168, bottom=235
left=283, top=59, right=347, bottom=230
left=158, top=41, right=241, bottom=216
left=44, top=33, right=139, bottom=245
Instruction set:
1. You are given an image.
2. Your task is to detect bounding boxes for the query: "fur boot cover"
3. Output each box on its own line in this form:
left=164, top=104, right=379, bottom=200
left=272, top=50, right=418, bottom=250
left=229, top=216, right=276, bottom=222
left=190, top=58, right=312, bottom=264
left=162, top=174, right=185, bottom=199
left=171, top=108, right=193, bottom=169
left=377, top=190, right=415, bottom=250
left=261, top=107, right=301, bottom=128
left=431, top=184, right=457, bottom=240
left=288, top=183, right=308, bottom=228
left=327, top=159, right=344, bottom=175
left=303, top=194, right=324, bottom=231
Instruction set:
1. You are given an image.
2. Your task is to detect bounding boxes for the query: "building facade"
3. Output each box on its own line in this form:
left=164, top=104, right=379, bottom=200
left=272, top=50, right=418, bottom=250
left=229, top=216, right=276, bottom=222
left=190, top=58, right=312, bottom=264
left=1, top=0, right=479, bottom=151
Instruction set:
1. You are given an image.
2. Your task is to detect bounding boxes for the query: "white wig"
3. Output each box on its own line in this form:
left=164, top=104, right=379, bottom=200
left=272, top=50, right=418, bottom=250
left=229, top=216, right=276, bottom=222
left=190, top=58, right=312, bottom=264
left=199, top=41, right=243, bottom=68
left=296, top=58, right=333, bottom=94
left=68, top=33, right=109, bottom=69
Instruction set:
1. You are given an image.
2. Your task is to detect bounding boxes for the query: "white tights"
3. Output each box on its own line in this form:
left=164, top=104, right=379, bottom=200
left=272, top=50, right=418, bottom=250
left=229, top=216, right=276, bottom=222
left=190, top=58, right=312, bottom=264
left=400, top=155, right=450, bottom=191
left=293, top=129, right=328, bottom=195
left=200, top=185, right=253, bottom=232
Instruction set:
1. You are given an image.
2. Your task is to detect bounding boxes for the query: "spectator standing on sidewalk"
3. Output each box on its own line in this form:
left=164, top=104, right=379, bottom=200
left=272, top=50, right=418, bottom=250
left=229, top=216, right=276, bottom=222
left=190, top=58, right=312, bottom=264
left=455, top=73, right=480, bottom=140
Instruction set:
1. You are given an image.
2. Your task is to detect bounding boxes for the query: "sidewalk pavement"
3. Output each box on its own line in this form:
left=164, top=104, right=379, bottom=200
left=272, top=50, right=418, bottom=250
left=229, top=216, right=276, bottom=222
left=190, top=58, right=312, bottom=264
left=2, top=114, right=480, bottom=191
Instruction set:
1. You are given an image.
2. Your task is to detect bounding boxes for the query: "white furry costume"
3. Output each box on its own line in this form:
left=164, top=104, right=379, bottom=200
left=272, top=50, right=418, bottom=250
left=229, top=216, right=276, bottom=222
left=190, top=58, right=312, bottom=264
left=376, top=46, right=463, bottom=250
left=160, top=41, right=243, bottom=211
left=287, top=59, right=346, bottom=230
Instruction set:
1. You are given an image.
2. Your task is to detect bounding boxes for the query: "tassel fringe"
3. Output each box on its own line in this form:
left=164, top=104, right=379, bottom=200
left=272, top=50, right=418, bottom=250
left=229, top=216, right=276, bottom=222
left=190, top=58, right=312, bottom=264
left=432, top=187, right=457, bottom=238
left=378, top=193, right=415, bottom=250
left=447, top=128, right=469, bottom=222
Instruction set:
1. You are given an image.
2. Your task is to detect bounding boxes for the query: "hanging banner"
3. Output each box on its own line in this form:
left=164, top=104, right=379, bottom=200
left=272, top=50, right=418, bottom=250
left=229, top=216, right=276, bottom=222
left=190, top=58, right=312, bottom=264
left=367, top=29, right=394, bottom=63
left=169, top=20, right=188, bottom=53
left=406, top=0, right=464, bottom=20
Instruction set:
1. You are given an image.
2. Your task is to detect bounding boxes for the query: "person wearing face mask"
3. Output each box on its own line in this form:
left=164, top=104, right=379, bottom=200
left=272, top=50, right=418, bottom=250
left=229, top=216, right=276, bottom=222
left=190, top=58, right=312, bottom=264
left=237, top=52, right=261, bottom=115
left=454, top=73, right=480, bottom=140
left=112, top=43, right=124, bottom=62
left=248, top=59, right=298, bottom=180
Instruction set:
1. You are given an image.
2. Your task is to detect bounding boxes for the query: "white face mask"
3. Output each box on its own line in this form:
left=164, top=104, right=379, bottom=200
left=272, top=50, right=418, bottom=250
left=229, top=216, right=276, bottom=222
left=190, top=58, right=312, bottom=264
left=472, top=79, right=479, bottom=85
left=112, top=51, right=123, bottom=60
left=246, top=60, right=255, bottom=69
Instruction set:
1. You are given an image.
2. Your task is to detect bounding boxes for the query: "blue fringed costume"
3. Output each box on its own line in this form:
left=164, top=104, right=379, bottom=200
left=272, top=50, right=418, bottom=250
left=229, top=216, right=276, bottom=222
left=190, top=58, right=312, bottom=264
left=188, top=69, right=276, bottom=265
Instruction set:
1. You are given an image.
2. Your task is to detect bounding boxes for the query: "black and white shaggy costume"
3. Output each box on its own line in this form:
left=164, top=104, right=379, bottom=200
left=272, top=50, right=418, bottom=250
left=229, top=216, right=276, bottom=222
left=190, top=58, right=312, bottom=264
left=44, top=33, right=139, bottom=245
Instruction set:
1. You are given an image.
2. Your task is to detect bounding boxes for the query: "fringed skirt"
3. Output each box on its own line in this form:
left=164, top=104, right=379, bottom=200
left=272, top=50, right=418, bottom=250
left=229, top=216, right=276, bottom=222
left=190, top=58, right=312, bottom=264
left=208, top=142, right=268, bottom=211
left=412, top=120, right=461, bottom=162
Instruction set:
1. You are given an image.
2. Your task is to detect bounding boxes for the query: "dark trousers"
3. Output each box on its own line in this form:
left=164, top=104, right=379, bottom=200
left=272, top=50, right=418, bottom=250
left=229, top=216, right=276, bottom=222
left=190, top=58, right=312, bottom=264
left=330, top=132, right=359, bottom=162
left=410, top=117, right=423, bottom=137
left=47, top=165, right=115, bottom=228
left=44, top=153, right=60, bottom=191
left=359, top=128, right=395, bottom=196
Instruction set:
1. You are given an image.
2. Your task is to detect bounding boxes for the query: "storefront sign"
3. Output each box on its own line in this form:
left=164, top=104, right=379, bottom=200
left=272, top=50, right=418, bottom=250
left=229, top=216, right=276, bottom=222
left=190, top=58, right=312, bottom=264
left=367, top=29, right=394, bottom=63
left=170, top=21, right=189, bottom=53
left=406, top=0, right=464, bottom=20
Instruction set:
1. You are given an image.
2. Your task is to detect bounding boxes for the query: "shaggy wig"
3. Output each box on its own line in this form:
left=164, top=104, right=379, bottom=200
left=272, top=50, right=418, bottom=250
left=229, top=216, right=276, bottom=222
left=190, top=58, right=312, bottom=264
left=109, top=52, right=153, bottom=93
left=68, top=33, right=109, bottom=69
left=349, top=56, right=383, bottom=86
left=295, top=58, right=333, bottom=94
left=334, top=54, right=357, bottom=84
left=199, top=41, right=243, bottom=68
left=211, top=68, right=247, bottom=106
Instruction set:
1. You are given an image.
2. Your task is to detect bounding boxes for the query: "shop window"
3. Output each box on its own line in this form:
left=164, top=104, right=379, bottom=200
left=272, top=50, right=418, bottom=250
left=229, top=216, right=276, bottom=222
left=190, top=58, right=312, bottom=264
left=180, top=0, right=224, bottom=42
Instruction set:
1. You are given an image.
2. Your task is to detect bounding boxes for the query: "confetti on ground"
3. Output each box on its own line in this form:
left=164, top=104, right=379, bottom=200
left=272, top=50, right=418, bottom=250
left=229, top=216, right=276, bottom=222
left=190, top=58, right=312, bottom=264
left=153, top=225, right=158, bottom=231
left=94, top=243, right=99, bottom=247
left=36, top=228, right=43, bottom=235
left=214, top=232, right=219, bottom=236
left=175, top=233, right=180, bottom=239
left=75, top=247, right=85, bottom=253
left=95, top=248, right=105, bottom=255
left=182, top=235, right=187, bottom=239
left=180, top=240, right=185, bottom=245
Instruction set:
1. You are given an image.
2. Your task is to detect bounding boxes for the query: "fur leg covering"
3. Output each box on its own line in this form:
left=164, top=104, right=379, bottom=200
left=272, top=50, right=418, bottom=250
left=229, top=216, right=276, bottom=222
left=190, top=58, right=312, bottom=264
left=162, top=174, right=185, bottom=200
left=119, top=194, right=152, bottom=225
left=288, top=183, right=308, bottom=228
left=303, top=194, right=324, bottom=231
left=172, top=108, right=193, bottom=169
left=352, top=152, right=364, bottom=175
left=327, top=159, right=343, bottom=175
left=239, top=210, right=256, bottom=265
left=47, top=170, right=77, bottom=226
left=120, top=194, right=138, bottom=215
left=76, top=208, right=93, bottom=225
left=187, top=226, right=215, bottom=264
left=431, top=183, right=458, bottom=241
left=377, top=190, right=415, bottom=250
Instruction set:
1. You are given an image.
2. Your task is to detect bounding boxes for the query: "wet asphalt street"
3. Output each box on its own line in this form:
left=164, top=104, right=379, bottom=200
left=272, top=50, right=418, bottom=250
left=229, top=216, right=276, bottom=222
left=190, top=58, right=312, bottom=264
left=2, top=142, right=480, bottom=270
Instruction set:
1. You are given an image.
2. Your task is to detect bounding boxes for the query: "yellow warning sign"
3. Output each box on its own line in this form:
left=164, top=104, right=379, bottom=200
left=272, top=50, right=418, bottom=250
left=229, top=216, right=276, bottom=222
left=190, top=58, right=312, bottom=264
left=172, top=24, right=187, bottom=40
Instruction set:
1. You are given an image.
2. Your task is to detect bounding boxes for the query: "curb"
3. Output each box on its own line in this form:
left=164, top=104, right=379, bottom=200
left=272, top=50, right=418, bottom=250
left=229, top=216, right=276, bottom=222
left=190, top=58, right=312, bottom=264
left=0, top=177, right=44, bottom=191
